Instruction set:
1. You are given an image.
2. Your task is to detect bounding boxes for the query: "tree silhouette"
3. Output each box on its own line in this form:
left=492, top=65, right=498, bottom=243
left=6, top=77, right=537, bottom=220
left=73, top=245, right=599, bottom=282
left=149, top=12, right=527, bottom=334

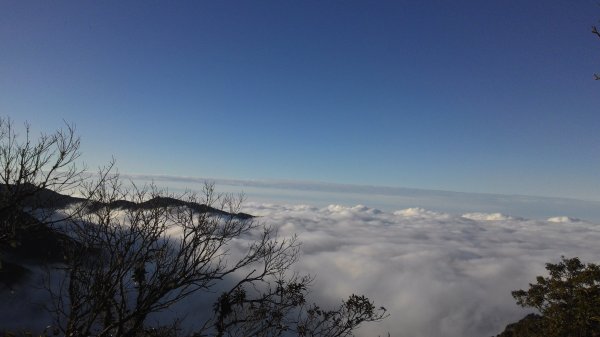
left=511, top=257, right=600, bottom=337
left=0, top=117, right=113, bottom=271
left=0, top=118, right=387, bottom=337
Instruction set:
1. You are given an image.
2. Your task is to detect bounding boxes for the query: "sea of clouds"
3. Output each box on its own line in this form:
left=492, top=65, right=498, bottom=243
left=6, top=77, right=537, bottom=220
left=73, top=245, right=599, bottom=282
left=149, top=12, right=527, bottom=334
left=3, top=199, right=600, bottom=337
left=237, top=202, right=600, bottom=337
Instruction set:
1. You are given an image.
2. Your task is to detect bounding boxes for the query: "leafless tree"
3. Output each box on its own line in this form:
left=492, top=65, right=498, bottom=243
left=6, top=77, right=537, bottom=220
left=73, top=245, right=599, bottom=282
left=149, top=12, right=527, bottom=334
left=47, top=177, right=386, bottom=337
left=1, top=117, right=386, bottom=336
left=0, top=117, right=111, bottom=247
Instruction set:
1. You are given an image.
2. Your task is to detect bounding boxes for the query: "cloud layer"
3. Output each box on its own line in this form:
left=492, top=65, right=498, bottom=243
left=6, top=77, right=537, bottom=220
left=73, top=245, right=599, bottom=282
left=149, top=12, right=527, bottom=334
left=3, top=201, right=600, bottom=337
left=241, top=202, right=600, bottom=337
left=121, top=173, right=600, bottom=222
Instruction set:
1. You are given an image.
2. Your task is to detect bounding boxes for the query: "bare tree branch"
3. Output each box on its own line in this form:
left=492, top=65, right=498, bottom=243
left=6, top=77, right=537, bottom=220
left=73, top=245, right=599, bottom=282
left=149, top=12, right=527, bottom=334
left=1, top=117, right=387, bottom=337
left=46, top=178, right=386, bottom=337
left=0, top=118, right=114, bottom=250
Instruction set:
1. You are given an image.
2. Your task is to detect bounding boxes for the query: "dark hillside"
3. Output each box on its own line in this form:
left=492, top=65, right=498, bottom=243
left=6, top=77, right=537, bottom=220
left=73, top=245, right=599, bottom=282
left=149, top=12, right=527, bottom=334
left=0, top=187, right=254, bottom=287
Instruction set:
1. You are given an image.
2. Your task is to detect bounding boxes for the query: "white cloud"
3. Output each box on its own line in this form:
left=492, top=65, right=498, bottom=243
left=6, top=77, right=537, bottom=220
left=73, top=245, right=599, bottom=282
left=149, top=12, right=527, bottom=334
left=240, top=202, right=600, bottom=337
left=547, top=216, right=581, bottom=223
left=3, top=201, right=600, bottom=337
left=120, top=173, right=600, bottom=222
left=461, top=212, right=515, bottom=221
left=394, top=207, right=449, bottom=219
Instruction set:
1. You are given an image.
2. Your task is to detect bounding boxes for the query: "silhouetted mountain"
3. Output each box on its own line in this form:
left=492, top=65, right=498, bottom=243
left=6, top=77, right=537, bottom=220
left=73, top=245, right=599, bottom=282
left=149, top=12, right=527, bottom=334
left=0, top=186, right=254, bottom=288
left=0, top=184, right=253, bottom=219
left=86, top=195, right=254, bottom=219
left=0, top=183, right=85, bottom=209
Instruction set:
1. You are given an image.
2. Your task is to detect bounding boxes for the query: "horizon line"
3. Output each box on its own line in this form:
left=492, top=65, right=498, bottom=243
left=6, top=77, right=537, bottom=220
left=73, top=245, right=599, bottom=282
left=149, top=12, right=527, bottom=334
left=113, top=172, right=600, bottom=204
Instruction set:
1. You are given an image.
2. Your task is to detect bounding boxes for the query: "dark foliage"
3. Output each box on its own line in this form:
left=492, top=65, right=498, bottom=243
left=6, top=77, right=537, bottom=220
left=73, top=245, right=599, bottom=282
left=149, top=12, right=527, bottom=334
left=509, top=257, right=600, bottom=337
left=494, top=314, right=543, bottom=337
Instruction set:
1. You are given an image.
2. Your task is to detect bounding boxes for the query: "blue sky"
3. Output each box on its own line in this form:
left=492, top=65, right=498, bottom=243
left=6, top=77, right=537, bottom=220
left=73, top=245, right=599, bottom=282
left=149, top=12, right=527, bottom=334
left=2, top=1, right=600, bottom=200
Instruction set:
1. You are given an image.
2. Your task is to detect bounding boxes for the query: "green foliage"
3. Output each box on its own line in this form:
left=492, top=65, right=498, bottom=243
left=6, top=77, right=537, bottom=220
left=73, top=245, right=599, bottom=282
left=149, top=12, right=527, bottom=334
left=511, top=256, right=600, bottom=337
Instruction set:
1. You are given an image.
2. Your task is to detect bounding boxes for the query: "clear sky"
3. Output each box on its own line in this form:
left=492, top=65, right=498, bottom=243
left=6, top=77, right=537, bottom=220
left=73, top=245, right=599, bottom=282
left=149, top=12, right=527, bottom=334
left=1, top=1, right=600, bottom=200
